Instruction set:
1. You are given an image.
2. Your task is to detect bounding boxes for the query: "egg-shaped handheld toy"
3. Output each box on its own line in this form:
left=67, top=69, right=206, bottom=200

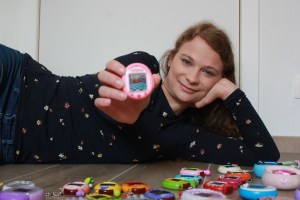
left=218, top=164, right=242, bottom=174
left=85, top=193, right=114, bottom=200
left=144, top=189, right=175, bottom=200
left=0, top=186, right=45, bottom=200
left=203, top=181, right=234, bottom=195
left=254, top=161, right=282, bottom=178
left=121, top=180, right=150, bottom=194
left=181, top=188, right=226, bottom=200
left=122, top=63, right=154, bottom=100
left=218, top=175, right=246, bottom=190
left=239, top=183, right=278, bottom=200
left=295, top=188, right=300, bottom=200
left=174, top=174, right=201, bottom=187
left=2, top=181, right=35, bottom=191
left=180, top=167, right=210, bottom=176
left=262, top=165, right=300, bottom=190
left=162, top=178, right=191, bottom=191
left=224, top=171, right=252, bottom=182
left=93, top=181, right=121, bottom=197
left=61, top=181, right=90, bottom=196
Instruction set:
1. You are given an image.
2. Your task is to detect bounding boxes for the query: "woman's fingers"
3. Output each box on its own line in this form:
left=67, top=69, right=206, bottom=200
left=105, top=60, right=126, bottom=75
left=194, top=94, right=214, bottom=108
left=98, top=70, right=124, bottom=89
left=94, top=97, right=111, bottom=107
left=98, top=60, right=126, bottom=89
left=194, top=78, right=238, bottom=108
left=98, top=85, right=127, bottom=101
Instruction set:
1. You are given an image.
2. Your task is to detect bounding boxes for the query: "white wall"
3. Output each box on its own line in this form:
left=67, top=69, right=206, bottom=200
left=38, top=0, right=239, bottom=77
left=259, top=0, right=300, bottom=136
left=0, top=0, right=40, bottom=59
left=240, top=0, right=259, bottom=109
left=240, top=0, right=300, bottom=137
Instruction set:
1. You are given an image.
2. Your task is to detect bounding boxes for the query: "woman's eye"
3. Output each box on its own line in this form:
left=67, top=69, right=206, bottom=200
left=181, top=58, right=192, bottom=66
left=202, top=69, right=215, bottom=76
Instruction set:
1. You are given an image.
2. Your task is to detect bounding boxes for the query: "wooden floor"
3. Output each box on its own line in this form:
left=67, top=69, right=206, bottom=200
left=0, top=153, right=299, bottom=199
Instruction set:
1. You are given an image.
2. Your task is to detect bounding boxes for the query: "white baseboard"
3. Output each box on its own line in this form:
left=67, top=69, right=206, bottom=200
left=273, top=136, right=300, bottom=154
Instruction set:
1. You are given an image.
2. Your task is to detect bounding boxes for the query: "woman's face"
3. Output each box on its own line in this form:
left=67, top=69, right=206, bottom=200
left=163, top=36, right=223, bottom=107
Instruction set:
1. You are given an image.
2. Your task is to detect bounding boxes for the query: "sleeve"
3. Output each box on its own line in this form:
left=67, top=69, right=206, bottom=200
left=114, top=51, right=160, bottom=74
left=224, top=89, right=280, bottom=162
left=0, top=44, right=24, bottom=84
left=174, top=89, right=280, bottom=167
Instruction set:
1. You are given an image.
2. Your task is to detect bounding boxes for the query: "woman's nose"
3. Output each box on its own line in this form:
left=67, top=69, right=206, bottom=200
left=186, top=70, right=200, bottom=84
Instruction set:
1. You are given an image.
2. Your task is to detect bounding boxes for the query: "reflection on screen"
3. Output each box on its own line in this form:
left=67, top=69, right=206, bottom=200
left=225, top=166, right=236, bottom=168
left=69, top=183, right=83, bottom=186
left=210, top=181, right=225, bottom=185
left=248, top=184, right=267, bottom=189
left=129, top=73, right=147, bottom=92
left=13, top=188, right=33, bottom=192
left=151, top=190, right=169, bottom=195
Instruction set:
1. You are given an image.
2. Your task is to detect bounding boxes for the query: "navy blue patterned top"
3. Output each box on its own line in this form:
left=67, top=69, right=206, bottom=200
left=15, top=52, right=280, bottom=166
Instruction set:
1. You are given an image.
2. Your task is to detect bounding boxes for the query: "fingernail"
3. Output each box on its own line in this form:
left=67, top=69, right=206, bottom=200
left=116, top=79, right=123, bottom=87
left=119, top=92, right=127, bottom=100
left=119, top=67, right=125, bottom=74
left=102, top=99, right=111, bottom=105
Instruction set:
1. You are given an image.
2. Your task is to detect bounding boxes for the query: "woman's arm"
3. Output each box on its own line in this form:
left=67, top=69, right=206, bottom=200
left=224, top=88, right=280, bottom=162
left=175, top=89, right=280, bottom=166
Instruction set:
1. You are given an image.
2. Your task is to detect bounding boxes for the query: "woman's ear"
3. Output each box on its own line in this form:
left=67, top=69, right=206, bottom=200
left=167, top=57, right=173, bottom=71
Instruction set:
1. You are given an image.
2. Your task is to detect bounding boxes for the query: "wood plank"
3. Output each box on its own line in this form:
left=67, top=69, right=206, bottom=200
left=0, top=164, right=59, bottom=182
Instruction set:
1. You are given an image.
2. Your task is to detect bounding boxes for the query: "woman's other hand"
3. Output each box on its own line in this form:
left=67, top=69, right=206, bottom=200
left=194, top=78, right=238, bottom=108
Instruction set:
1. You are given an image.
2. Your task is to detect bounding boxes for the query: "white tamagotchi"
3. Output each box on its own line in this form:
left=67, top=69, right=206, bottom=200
left=2, top=181, right=35, bottom=191
left=123, top=63, right=154, bottom=100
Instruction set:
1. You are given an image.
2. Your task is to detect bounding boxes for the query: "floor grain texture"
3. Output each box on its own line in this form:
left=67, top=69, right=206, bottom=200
left=0, top=153, right=298, bottom=199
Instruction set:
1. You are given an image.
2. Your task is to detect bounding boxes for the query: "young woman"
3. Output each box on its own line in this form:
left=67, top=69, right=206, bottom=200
left=0, top=21, right=280, bottom=165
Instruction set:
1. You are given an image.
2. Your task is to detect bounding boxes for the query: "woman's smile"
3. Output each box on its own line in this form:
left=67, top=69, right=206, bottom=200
left=179, top=81, right=198, bottom=94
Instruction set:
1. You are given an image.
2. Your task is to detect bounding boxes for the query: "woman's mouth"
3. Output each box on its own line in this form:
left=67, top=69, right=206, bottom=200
left=179, top=82, right=197, bottom=94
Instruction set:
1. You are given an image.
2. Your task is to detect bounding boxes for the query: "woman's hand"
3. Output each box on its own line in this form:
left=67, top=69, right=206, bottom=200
left=194, top=78, right=238, bottom=108
left=94, top=60, right=161, bottom=124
